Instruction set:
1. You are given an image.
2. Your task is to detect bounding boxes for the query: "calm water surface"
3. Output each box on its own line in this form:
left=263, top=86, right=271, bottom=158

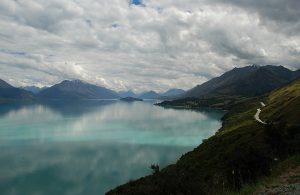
left=0, top=100, right=224, bottom=195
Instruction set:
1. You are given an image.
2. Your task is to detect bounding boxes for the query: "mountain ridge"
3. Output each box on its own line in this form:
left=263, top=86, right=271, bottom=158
left=138, top=91, right=161, bottom=99
left=118, top=90, right=138, bottom=98
left=38, top=80, right=120, bottom=99
left=184, top=65, right=300, bottom=98
left=160, top=88, right=185, bottom=97
left=0, top=79, right=13, bottom=88
left=0, top=79, right=34, bottom=101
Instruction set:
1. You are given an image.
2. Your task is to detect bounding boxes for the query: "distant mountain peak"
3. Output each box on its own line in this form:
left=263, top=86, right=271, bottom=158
left=138, top=90, right=160, bottom=99
left=61, top=79, right=86, bottom=84
left=118, top=90, right=137, bottom=98
left=71, top=79, right=85, bottom=83
left=38, top=79, right=119, bottom=99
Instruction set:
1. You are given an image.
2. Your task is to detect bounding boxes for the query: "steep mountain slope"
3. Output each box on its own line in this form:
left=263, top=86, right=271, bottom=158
left=138, top=91, right=161, bottom=99
left=184, top=65, right=300, bottom=98
left=293, top=69, right=300, bottom=79
left=0, top=79, right=34, bottom=101
left=0, top=79, right=13, bottom=88
left=38, top=80, right=119, bottom=99
left=107, top=79, right=300, bottom=195
left=160, top=88, right=185, bottom=97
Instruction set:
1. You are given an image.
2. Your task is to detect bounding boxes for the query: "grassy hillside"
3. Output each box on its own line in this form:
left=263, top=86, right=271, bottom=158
left=107, top=79, right=300, bottom=195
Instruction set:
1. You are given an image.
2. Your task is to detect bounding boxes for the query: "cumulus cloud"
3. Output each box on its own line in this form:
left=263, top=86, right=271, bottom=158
left=0, top=0, right=299, bottom=92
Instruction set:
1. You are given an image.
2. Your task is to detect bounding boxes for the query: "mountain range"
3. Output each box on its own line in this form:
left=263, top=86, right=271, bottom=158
left=0, top=79, right=185, bottom=101
left=1, top=64, right=299, bottom=102
left=38, top=80, right=120, bottom=99
left=138, top=91, right=161, bottom=99
left=118, top=89, right=185, bottom=99
left=183, top=65, right=300, bottom=98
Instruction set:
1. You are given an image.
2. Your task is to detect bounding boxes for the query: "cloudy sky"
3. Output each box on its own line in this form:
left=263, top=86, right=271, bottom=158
left=0, top=0, right=299, bottom=92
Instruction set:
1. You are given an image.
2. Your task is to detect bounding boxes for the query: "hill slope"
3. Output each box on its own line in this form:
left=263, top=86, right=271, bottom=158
left=0, top=79, right=34, bottom=101
left=38, top=80, right=119, bottom=99
left=184, top=65, right=300, bottom=98
left=160, top=88, right=185, bottom=97
left=138, top=91, right=161, bottom=99
left=0, top=79, right=13, bottom=88
left=107, top=79, right=300, bottom=194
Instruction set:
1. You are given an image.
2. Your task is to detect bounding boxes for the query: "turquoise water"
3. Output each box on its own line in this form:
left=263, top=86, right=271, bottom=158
left=0, top=100, right=224, bottom=195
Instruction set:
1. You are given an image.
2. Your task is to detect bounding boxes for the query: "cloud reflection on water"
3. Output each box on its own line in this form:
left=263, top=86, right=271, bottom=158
left=0, top=100, right=224, bottom=194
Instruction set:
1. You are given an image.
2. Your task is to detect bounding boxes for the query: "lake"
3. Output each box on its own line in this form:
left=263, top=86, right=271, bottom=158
left=0, top=100, right=224, bottom=195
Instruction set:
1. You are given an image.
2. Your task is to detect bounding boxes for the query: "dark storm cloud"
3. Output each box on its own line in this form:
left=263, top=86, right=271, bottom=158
left=206, top=0, right=300, bottom=66
left=211, top=0, right=300, bottom=35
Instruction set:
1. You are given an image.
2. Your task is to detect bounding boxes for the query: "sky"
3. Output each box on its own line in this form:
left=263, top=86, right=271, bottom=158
left=0, top=0, right=300, bottom=92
